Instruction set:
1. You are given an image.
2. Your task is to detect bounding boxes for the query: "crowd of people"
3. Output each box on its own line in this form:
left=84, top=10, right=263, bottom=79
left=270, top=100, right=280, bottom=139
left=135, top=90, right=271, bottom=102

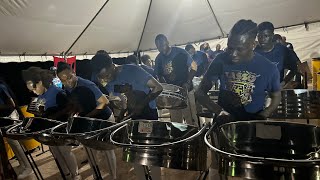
left=0, top=19, right=302, bottom=179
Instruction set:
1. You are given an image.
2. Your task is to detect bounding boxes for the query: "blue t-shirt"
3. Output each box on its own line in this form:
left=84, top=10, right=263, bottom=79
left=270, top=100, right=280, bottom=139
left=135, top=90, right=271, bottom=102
left=204, top=52, right=280, bottom=113
left=192, top=51, right=208, bottom=77
left=65, top=76, right=112, bottom=118
left=155, top=47, right=193, bottom=85
left=36, top=85, right=69, bottom=121
left=140, top=64, right=157, bottom=78
left=105, top=64, right=156, bottom=109
left=37, top=85, right=65, bottom=111
left=255, top=43, right=298, bottom=82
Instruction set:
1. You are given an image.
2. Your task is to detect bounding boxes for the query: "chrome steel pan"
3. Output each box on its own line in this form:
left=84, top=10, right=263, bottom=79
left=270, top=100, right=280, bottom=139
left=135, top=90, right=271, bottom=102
left=111, top=120, right=209, bottom=171
left=205, top=120, right=320, bottom=179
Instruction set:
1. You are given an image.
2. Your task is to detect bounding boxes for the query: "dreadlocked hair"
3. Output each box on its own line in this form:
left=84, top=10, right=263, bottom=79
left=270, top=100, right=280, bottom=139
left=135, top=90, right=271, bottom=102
left=229, top=19, right=258, bottom=39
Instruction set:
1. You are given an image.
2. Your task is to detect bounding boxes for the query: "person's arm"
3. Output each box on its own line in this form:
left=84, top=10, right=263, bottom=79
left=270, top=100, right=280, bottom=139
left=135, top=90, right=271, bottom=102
left=195, top=61, right=224, bottom=115
left=154, top=55, right=166, bottom=83
left=202, top=52, right=210, bottom=72
left=258, top=68, right=281, bottom=118
left=86, top=94, right=109, bottom=117
left=282, top=48, right=298, bottom=85
left=134, top=77, right=163, bottom=114
left=126, top=65, right=163, bottom=114
left=258, top=91, right=281, bottom=118
left=145, top=78, right=163, bottom=103
left=195, top=77, right=223, bottom=115
left=85, top=83, right=110, bottom=118
left=183, top=51, right=198, bottom=90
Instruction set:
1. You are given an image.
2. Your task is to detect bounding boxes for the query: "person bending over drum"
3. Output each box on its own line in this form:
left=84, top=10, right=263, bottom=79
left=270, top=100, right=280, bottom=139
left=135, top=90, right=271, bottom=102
left=90, top=53, right=163, bottom=180
left=154, top=34, right=198, bottom=125
left=56, top=62, right=117, bottom=180
left=90, top=54, right=163, bottom=121
left=22, top=67, right=81, bottom=180
left=57, top=62, right=111, bottom=120
left=195, top=19, right=281, bottom=122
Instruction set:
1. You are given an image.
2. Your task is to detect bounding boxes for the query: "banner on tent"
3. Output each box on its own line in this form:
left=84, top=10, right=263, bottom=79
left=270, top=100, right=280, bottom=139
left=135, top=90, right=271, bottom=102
left=53, top=56, right=76, bottom=72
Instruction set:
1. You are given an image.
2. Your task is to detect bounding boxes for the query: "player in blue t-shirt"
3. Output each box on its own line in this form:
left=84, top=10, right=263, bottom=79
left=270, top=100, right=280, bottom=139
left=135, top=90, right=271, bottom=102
left=57, top=62, right=112, bottom=120
left=154, top=34, right=197, bottom=89
left=90, top=54, right=163, bottom=120
left=255, top=21, right=298, bottom=87
left=22, top=67, right=81, bottom=179
left=185, top=44, right=209, bottom=77
left=56, top=62, right=117, bottom=180
left=91, top=53, right=163, bottom=180
left=22, top=67, right=69, bottom=121
left=196, top=19, right=281, bottom=121
left=154, top=34, right=199, bottom=125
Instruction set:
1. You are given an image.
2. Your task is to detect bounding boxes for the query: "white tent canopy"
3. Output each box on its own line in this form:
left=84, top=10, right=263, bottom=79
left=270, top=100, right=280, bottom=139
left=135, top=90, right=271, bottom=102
left=0, top=0, right=320, bottom=61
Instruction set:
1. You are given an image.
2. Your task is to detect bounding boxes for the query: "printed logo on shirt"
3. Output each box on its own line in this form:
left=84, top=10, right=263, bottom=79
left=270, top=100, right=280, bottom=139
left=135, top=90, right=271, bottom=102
left=163, top=61, right=173, bottom=75
left=225, top=71, right=260, bottom=105
left=36, top=98, right=46, bottom=111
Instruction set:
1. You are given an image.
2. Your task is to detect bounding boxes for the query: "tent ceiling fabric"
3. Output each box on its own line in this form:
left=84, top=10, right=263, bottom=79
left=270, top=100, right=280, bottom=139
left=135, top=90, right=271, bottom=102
left=71, top=0, right=149, bottom=54
left=0, top=0, right=104, bottom=54
left=0, top=0, right=320, bottom=55
left=210, top=0, right=320, bottom=32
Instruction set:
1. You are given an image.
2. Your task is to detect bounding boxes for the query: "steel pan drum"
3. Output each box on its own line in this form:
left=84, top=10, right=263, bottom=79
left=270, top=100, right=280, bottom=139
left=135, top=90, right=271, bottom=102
left=205, top=120, right=320, bottom=179
left=0, top=117, right=21, bottom=139
left=271, top=89, right=320, bottom=119
left=110, top=120, right=209, bottom=171
left=156, top=83, right=188, bottom=109
left=51, top=117, right=128, bottom=150
left=0, top=117, right=21, bottom=130
left=6, top=117, right=76, bottom=146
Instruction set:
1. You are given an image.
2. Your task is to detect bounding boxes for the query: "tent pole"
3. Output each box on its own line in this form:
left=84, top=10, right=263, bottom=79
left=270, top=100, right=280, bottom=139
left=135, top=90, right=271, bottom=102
left=136, top=0, right=153, bottom=53
left=206, top=0, right=225, bottom=37
left=64, top=0, right=111, bottom=56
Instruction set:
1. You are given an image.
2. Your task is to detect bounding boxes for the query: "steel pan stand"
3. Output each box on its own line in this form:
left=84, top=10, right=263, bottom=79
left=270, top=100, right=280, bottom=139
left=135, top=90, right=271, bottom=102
left=18, top=142, right=44, bottom=180
left=104, top=151, right=116, bottom=180
left=49, top=146, right=76, bottom=180
left=51, top=153, right=67, bottom=180
left=196, top=169, right=210, bottom=180
left=35, top=144, right=49, bottom=157
left=84, top=147, right=103, bottom=180
left=143, top=165, right=152, bottom=180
